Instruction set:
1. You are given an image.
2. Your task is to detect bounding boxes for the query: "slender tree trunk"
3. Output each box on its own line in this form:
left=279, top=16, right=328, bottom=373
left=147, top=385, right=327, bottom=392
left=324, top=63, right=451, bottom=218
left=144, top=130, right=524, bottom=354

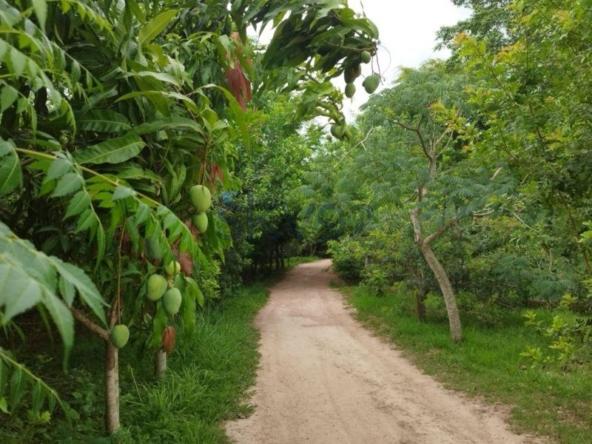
left=105, top=342, right=120, bottom=434
left=155, top=349, right=167, bottom=378
left=416, top=286, right=427, bottom=322
left=410, top=208, right=462, bottom=342
left=420, top=243, right=462, bottom=341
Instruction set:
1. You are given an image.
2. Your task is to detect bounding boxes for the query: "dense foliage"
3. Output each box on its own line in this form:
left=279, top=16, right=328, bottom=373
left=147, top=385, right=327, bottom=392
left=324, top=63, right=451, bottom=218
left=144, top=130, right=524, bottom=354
left=300, top=0, right=592, bottom=355
left=2, top=0, right=591, bottom=441
left=0, top=0, right=378, bottom=435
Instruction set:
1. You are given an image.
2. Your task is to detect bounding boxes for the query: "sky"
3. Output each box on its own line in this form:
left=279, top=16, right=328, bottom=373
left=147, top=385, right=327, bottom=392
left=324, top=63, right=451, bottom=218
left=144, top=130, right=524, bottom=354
left=341, top=0, right=472, bottom=118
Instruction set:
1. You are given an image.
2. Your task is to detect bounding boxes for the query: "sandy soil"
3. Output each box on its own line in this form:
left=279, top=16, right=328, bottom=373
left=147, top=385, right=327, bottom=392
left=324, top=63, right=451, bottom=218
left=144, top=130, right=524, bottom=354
left=225, top=259, right=538, bottom=444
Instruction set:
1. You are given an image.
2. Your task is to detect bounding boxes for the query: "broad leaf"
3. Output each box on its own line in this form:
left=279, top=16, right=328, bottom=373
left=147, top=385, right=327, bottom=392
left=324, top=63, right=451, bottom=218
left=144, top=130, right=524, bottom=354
left=0, top=139, right=21, bottom=195
left=74, top=134, right=145, bottom=165
left=77, top=110, right=131, bottom=133
left=138, top=10, right=178, bottom=46
left=49, top=257, right=107, bottom=325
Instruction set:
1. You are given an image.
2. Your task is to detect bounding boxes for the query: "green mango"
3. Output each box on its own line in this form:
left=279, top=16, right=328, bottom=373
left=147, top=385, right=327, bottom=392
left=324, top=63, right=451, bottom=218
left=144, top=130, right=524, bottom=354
left=343, top=127, right=353, bottom=140
left=331, top=124, right=345, bottom=139
left=193, top=212, right=208, bottom=233
left=363, top=74, right=380, bottom=94
left=345, top=83, right=356, bottom=98
left=111, top=325, right=130, bottom=349
left=164, top=288, right=182, bottom=315
left=344, top=64, right=361, bottom=83
left=165, top=260, right=181, bottom=276
left=361, top=51, right=371, bottom=63
left=147, top=274, right=167, bottom=301
left=190, top=185, right=212, bottom=212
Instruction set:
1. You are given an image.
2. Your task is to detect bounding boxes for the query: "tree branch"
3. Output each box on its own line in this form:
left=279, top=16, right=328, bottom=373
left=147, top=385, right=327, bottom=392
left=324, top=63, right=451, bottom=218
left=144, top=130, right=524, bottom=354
left=353, top=127, right=375, bottom=151
left=410, top=207, right=423, bottom=244
left=393, top=120, right=432, bottom=162
left=72, top=308, right=110, bottom=341
left=424, top=218, right=457, bottom=246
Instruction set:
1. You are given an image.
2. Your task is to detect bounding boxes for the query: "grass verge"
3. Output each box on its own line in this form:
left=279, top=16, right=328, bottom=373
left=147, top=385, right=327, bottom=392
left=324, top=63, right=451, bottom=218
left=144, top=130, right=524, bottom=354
left=342, top=285, right=592, bottom=444
left=1, top=282, right=269, bottom=443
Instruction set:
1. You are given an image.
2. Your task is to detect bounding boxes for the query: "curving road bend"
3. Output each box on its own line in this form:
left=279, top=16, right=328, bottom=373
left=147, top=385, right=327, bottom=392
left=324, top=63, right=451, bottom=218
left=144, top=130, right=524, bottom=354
left=225, top=259, right=538, bottom=444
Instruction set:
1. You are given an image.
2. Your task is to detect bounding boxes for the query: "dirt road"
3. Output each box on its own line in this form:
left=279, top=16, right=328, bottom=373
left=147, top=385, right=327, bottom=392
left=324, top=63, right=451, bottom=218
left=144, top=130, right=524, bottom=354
left=226, top=259, right=535, bottom=444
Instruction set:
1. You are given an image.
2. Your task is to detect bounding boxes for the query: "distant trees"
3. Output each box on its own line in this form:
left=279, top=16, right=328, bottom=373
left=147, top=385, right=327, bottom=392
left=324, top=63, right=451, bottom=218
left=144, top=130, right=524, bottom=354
left=301, top=0, right=592, bottom=350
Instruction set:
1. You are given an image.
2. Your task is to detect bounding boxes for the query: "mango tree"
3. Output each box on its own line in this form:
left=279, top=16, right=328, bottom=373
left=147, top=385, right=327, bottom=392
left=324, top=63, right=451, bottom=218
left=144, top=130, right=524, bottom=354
left=0, top=0, right=379, bottom=434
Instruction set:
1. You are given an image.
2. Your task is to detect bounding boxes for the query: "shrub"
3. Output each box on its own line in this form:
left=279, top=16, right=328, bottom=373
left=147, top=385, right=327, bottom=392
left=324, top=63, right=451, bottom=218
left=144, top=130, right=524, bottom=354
left=328, top=237, right=365, bottom=282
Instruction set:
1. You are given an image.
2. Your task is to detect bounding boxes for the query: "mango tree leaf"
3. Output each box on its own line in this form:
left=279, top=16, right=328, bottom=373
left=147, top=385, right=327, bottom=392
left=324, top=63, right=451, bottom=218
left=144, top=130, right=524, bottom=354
left=0, top=139, right=22, bottom=195
left=74, top=134, right=145, bottom=165
left=131, top=71, right=180, bottom=86
left=52, top=172, right=82, bottom=197
left=0, top=263, right=44, bottom=321
left=48, top=257, right=107, bottom=325
left=31, top=0, right=47, bottom=30
left=0, top=84, right=19, bottom=112
left=138, top=10, right=178, bottom=46
left=116, top=90, right=198, bottom=114
left=77, top=110, right=131, bottom=133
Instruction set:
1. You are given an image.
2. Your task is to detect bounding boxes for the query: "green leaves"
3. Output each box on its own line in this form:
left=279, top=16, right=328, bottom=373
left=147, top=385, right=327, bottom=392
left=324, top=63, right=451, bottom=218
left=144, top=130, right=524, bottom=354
left=49, top=257, right=106, bottom=325
left=0, top=349, right=65, bottom=417
left=0, top=0, right=384, bottom=426
left=0, top=84, right=19, bottom=112
left=32, top=0, right=47, bottom=30
left=0, top=139, right=21, bottom=195
left=74, top=134, right=146, bottom=165
left=139, top=10, right=178, bottom=46
left=0, top=222, right=107, bottom=355
left=77, top=110, right=131, bottom=133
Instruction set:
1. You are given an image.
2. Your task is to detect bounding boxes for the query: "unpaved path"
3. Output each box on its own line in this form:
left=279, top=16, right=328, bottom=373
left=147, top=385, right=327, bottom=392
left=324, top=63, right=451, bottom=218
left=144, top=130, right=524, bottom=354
left=226, top=259, right=536, bottom=444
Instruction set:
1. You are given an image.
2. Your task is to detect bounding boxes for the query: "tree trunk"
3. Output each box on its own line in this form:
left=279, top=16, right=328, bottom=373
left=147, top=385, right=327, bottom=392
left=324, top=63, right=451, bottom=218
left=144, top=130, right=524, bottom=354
left=420, top=243, right=462, bottom=342
left=155, top=348, right=167, bottom=378
left=410, top=208, right=462, bottom=342
left=416, top=286, right=427, bottom=322
left=105, top=342, right=120, bottom=434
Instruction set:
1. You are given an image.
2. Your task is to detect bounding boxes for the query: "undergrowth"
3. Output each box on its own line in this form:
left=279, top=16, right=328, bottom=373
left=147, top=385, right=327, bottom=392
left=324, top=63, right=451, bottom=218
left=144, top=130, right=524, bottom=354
left=343, top=284, right=592, bottom=444
left=1, top=283, right=269, bottom=443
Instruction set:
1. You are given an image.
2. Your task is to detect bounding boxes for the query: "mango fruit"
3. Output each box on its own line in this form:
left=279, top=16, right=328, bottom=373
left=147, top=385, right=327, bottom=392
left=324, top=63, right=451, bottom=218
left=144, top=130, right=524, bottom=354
left=111, top=324, right=130, bottom=349
left=190, top=185, right=212, bottom=212
left=165, top=260, right=181, bottom=276
left=147, top=274, right=167, bottom=301
left=344, top=64, right=361, bottom=83
left=331, top=124, right=345, bottom=139
left=363, top=74, right=380, bottom=94
left=345, top=83, right=356, bottom=98
left=164, top=288, right=182, bottom=315
left=193, top=212, right=208, bottom=233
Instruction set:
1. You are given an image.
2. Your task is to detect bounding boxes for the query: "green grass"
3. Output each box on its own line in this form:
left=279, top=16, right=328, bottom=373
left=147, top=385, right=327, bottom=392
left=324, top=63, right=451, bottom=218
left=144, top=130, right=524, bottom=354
left=343, top=285, right=592, bottom=444
left=286, top=256, right=321, bottom=268
left=1, top=282, right=269, bottom=443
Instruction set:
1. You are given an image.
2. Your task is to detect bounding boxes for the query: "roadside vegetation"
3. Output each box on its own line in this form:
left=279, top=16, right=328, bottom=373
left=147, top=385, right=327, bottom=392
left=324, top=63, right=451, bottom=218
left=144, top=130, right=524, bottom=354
left=296, top=1, right=592, bottom=442
left=0, top=0, right=378, bottom=440
left=2, top=283, right=268, bottom=443
left=1, top=0, right=591, bottom=442
left=343, top=284, right=592, bottom=443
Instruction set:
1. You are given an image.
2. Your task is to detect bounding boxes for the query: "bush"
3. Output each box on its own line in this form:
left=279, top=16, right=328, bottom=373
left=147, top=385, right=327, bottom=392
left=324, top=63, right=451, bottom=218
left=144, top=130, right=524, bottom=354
left=328, top=237, right=365, bottom=282
left=362, top=263, right=390, bottom=296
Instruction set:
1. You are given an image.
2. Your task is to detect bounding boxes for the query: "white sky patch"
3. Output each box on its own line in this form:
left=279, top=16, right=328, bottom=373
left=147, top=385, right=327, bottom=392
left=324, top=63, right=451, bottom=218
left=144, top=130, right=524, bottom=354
left=250, top=1, right=472, bottom=120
